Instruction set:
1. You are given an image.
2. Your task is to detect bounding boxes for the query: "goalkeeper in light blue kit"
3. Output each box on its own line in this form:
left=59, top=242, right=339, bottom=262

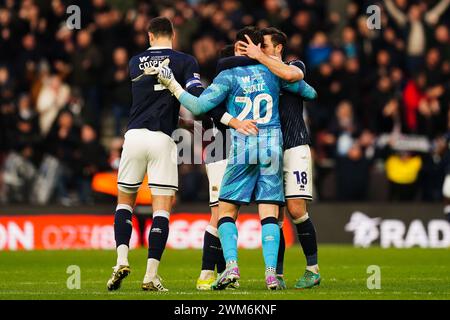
left=154, top=27, right=317, bottom=290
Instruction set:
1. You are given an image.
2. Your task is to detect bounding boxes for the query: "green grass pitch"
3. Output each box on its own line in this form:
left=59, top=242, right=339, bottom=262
left=0, top=245, right=449, bottom=300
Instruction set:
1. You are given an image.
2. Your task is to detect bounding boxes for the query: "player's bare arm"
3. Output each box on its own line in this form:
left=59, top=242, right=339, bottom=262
left=237, top=35, right=303, bottom=82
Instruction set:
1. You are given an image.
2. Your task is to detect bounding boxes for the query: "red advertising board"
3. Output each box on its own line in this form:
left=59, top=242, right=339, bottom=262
left=0, top=215, right=140, bottom=250
left=0, top=214, right=294, bottom=251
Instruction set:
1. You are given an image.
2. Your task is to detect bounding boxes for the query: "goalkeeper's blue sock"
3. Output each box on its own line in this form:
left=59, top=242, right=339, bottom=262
left=261, top=217, right=280, bottom=273
left=218, top=217, right=238, bottom=265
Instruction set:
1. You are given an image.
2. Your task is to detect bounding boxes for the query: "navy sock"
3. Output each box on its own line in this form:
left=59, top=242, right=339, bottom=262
left=296, top=218, right=318, bottom=266
left=114, top=208, right=132, bottom=247
left=148, top=214, right=169, bottom=261
left=216, top=250, right=226, bottom=274
left=201, top=230, right=222, bottom=271
left=276, top=227, right=285, bottom=275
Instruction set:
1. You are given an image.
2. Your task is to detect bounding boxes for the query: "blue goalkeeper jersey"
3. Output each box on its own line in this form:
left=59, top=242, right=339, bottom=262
left=215, top=56, right=314, bottom=150
left=179, top=63, right=314, bottom=129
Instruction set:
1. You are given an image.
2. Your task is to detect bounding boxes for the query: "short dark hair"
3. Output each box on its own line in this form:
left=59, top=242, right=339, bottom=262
left=220, top=44, right=235, bottom=58
left=261, top=27, right=287, bottom=53
left=235, top=26, right=263, bottom=46
left=148, top=17, right=174, bottom=38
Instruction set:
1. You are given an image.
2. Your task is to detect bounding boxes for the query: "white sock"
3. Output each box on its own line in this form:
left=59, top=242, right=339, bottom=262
left=116, top=244, right=129, bottom=266
left=293, top=212, right=309, bottom=225
left=199, top=270, right=215, bottom=280
left=143, top=258, right=160, bottom=282
left=306, top=264, right=319, bottom=274
left=265, top=267, right=276, bottom=276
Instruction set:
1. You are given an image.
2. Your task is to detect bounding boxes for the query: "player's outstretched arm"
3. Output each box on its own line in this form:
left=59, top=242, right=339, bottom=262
left=282, top=80, right=318, bottom=101
left=237, top=35, right=303, bottom=82
left=158, top=64, right=231, bottom=116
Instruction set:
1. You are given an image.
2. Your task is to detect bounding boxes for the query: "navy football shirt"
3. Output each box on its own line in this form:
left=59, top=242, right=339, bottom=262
left=279, top=60, right=312, bottom=149
left=127, top=47, right=203, bottom=136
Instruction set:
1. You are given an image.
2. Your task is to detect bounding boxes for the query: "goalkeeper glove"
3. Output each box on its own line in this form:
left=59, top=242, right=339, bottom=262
left=157, top=60, right=184, bottom=98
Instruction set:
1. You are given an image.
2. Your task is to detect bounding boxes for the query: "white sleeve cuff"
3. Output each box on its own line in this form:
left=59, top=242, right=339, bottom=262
left=220, top=112, right=234, bottom=126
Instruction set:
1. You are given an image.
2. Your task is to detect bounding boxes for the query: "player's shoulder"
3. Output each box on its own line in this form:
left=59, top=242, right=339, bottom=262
left=129, top=50, right=148, bottom=65
left=286, top=59, right=306, bottom=74
left=169, top=50, right=198, bottom=65
left=216, top=56, right=258, bottom=74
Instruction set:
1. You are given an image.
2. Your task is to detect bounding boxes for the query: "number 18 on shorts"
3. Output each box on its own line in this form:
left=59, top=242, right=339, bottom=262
left=283, top=145, right=313, bottom=201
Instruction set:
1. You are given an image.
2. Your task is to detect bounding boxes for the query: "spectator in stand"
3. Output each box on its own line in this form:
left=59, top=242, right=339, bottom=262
left=329, top=101, right=362, bottom=157
left=45, top=109, right=80, bottom=205
left=36, top=74, right=70, bottom=136
left=107, top=47, right=131, bottom=136
left=341, top=26, right=358, bottom=59
left=108, top=137, right=124, bottom=170
left=192, top=35, right=219, bottom=82
left=306, top=31, right=332, bottom=69
left=384, top=0, right=450, bottom=74
left=433, top=25, right=450, bottom=71
left=403, top=72, right=442, bottom=137
left=71, top=30, right=102, bottom=127
left=0, top=65, right=15, bottom=106
left=370, top=76, right=403, bottom=135
left=420, top=135, right=447, bottom=201
left=75, top=124, right=109, bottom=204
left=12, top=93, right=41, bottom=165
left=335, top=140, right=373, bottom=201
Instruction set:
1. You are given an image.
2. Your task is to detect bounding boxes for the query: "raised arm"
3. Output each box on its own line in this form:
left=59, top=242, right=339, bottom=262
left=425, top=0, right=450, bottom=25
left=384, top=0, right=408, bottom=27
left=238, top=35, right=303, bottom=82
left=157, top=64, right=231, bottom=116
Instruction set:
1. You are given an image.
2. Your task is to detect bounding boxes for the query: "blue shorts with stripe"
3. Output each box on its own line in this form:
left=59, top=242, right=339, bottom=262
left=218, top=128, right=284, bottom=205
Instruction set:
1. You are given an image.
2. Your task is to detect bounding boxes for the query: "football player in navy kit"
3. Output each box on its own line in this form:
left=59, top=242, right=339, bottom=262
left=107, top=17, right=256, bottom=292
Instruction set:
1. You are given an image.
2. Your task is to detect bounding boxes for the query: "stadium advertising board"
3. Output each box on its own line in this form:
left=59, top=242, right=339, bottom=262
left=0, top=204, right=448, bottom=250
left=311, top=204, right=450, bottom=248
left=0, top=213, right=295, bottom=251
left=0, top=215, right=140, bottom=250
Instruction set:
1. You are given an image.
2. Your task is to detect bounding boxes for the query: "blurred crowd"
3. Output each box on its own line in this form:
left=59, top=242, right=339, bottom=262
left=0, top=0, right=449, bottom=205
